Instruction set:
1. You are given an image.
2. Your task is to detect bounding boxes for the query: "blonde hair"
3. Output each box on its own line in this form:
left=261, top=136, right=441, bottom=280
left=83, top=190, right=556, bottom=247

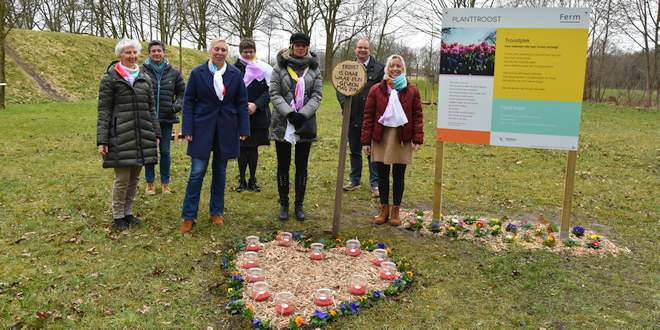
left=207, top=37, right=228, bottom=54
left=383, top=54, right=407, bottom=80
left=115, top=38, right=142, bottom=57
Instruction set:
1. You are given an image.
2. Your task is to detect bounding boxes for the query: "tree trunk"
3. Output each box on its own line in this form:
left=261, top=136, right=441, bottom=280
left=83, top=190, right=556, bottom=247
left=0, top=0, right=7, bottom=110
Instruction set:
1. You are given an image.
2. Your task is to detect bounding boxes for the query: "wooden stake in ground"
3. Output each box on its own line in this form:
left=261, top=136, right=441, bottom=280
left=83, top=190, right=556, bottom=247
left=432, top=141, right=444, bottom=221
left=560, top=150, right=578, bottom=239
left=330, top=61, right=367, bottom=238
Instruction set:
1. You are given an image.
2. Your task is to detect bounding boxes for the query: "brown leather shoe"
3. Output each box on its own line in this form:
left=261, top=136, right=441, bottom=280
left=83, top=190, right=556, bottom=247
left=161, top=184, right=172, bottom=194
left=180, top=220, right=194, bottom=233
left=389, top=205, right=401, bottom=226
left=373, top=204, right=389, bottom=224
left=210, top=214, right=224, bottom=225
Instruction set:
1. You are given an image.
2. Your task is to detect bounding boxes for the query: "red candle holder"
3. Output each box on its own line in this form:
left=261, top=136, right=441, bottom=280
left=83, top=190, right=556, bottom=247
left=309, top=243, right=325, bottom=261
left=379, top=261, right=397, bottom=281
left=248, top=281, right=271, bottom=302
left=274, top=291, right=295, bottom=316
left=245, top=235, right=260, bottom=251
left=371, top=248, right=388, bottom=266
left=241, top=251, right=259, bottom=269
left=348, top=274, right=367, bottom=295
left=345, top=239, right=361, bottom=257
left=246, top=267, right=265, bottom=283
left=277, top=232, right=292, bottom=247
left=314, top=288, right=334, bottom=306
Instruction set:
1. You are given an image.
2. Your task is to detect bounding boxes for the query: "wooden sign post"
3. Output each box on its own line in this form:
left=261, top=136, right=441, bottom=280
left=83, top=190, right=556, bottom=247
left=330, top=61, right=367, bottom=238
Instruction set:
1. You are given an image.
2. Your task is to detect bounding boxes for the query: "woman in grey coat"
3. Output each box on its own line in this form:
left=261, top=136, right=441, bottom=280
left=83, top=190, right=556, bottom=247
left=269, top=32, right=323, bottom=221
left=96, top=38, right=161, bottom=231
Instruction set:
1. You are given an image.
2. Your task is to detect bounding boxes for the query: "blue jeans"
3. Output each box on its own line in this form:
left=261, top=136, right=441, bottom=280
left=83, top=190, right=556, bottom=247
left=180, top=152, right=228, bottom=220
left=348, top=125, right=378, bottom=187
left=145, top=123, right=173, bottom=184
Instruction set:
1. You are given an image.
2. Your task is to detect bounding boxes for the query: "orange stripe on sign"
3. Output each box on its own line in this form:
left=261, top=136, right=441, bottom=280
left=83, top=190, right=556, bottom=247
left=436, top=128, right=490, bottom=145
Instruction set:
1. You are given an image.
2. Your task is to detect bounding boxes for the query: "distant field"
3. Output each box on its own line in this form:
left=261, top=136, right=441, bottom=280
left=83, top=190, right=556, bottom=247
left=1, top=82, right=658, bottom=328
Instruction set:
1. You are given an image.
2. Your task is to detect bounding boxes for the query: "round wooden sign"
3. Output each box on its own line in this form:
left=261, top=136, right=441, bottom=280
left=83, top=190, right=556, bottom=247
left=331, top=61, right=367, bottom=96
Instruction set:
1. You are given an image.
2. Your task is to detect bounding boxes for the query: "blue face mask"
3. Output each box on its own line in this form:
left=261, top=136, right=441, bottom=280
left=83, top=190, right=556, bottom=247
left=392, top=73, right=407, bottom=90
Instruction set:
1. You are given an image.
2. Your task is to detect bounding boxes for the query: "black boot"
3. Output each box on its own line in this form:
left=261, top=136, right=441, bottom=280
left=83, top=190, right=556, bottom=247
left=235, top=179, right=247, bottom=192
left=113, top=217, right=129, bottom=231
left=294, top=204, right=305, bottom=221
left=248, top=178, right=261, bottom=192
left=279, top=204, right=289, bottom=221
left=126, top=214, right=141, bottom=226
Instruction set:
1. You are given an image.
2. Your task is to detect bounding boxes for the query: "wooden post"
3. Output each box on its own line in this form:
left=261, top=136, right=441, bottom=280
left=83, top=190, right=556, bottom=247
left=432, top=141, right=444, bottom=221
left=560, top=150, right=578, bottom=240
left=332, top=98, right=352, bottom=238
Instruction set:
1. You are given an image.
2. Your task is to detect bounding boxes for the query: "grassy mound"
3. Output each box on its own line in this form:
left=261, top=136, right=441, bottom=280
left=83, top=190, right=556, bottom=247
left=5, top=29, right=208, bottom=104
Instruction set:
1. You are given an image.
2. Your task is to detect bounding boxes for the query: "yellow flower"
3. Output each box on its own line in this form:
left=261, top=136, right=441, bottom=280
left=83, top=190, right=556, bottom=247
left=329, top=309, right=337, bottom=316
left=231, top=271, right=239, bottom=276
left=385, top=247, right=393, bottom=253
left=368, top=239, right=374, bottom=244
left=406, top=271, right=414, bottom=278
left=295, top=315, right=303, bottom=327
left=227, top=288, right=234, bottom=293
left=590, top=234, right=599, bottom=241
left=547, top=235, right=555, bottom=241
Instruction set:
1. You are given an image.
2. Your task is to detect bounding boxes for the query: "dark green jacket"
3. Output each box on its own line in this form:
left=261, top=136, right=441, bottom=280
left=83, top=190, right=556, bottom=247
left=96, top=61, right=161, bottom=168
left=141, top=61, right=185, bottom=124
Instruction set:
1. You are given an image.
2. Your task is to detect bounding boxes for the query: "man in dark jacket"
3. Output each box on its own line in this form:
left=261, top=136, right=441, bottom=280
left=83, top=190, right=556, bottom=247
left=336, top=38, right=384, bottom=198
left=141, top=40, right=186, bottom=195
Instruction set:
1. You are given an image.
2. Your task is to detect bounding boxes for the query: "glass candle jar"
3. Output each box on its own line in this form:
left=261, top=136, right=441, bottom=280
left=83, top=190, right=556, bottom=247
left=345, top=239, right=361, bottom=257
left=313, top=288, right=334, bottom=306
left=309, top=243, right=325, bottom=260
left=245, top=235, right=260, bottom=251
left=277, top=232, right=292, bottom=247
left=248, top=281, right=271, bottom=302
left=246, top=267, right=265, bottom=283
left=379, top=261, right=397, bottom=281
left=274, top=291, right=295, bottom=316
left=241, top=251, right=259, bottom=269
left=348, top=274, right=367, bottom=295
left=371, top=248, right=388, bottom=266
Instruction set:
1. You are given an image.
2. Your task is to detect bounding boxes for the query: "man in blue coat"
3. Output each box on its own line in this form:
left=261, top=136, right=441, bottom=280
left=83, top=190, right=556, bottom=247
left=180, top=38, right=249, bottom=233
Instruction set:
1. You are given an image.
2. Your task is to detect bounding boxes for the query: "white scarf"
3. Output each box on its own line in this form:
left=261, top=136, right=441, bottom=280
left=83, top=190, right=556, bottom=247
left=208, top=60, right=227, bottom=101
left=378, top=86, right=408, bottom=127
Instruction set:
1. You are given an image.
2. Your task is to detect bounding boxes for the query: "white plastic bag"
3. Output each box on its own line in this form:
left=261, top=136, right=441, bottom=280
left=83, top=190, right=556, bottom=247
left=284, top=120, right=299, bottom=145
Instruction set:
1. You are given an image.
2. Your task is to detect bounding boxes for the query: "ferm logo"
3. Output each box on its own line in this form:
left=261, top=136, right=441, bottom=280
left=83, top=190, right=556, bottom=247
left=559, top=13, right=581, bottom=23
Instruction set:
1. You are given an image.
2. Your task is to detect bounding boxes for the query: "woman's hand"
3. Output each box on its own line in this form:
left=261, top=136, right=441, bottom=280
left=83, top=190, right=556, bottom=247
left=412, top=143, right=421, bottom=151
left=98, top=144, right=108, bottom=156
left=362, top=146, right=371, bottom=155
left=185, top=135, right=193, bottom=142
left=247, top=102, right=257, bottom=115
left=240, top=135, right=248, bottom=141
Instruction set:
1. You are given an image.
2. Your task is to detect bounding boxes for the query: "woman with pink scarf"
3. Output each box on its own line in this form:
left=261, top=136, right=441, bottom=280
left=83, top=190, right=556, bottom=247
left=233, top=39, right=273, bottom=193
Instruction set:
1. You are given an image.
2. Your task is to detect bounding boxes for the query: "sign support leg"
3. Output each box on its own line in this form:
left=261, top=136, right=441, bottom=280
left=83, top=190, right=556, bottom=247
left=432, top=141, right=444, bottom=221
left=332, top=98, right=352, bottom=238
left=560, top=150, right=578, bottom=240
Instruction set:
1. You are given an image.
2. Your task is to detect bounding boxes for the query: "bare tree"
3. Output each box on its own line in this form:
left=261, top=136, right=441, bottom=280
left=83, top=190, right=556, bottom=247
left=0, top=0, right=17, bottom=109
left=216, top=0, right=269, bottom=39
left=318, top=0, right=369, bottom=78
left=272, top=0, right=319, bottom=36
left=616, top=0, right=659, bottom=106
left=183, top=0, right=214, bottom=49
left=10, top=0, right=39, bottom=29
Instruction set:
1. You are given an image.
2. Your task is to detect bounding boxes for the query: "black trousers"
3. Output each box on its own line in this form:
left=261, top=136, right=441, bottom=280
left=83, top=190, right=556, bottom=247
left=238, top=146, right=259, bottom=183
left=275, top=141, right=311, bottom=207
left=375, top=162, right=406, bottom=206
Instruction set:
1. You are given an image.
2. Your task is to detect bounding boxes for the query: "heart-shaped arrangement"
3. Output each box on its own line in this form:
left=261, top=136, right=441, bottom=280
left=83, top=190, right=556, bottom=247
left=221, top=232, right=414, bottom=329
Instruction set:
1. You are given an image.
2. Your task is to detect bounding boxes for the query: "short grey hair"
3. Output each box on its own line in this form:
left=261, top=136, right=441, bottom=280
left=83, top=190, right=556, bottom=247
left=115, top=38, right=142, bottom=57
left=207, top=37, right=228, bottom=53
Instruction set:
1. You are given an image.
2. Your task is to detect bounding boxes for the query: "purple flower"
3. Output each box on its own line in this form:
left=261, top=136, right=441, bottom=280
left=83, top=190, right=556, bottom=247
left=377, top=242, right=386, bottom=249
left=221, top=256, right=229, bottom=269
left=231, top=274, right=243, bottom=282
left=349, top=302, right=360, bottom=314
left=505, top=223, right=517, bottom=233
left=313, top=309, right=329, bottom=319
left=572, top=226, right=585, bottom=237
left=252, top=319, right=261, bottom=328
left=372, top=290, right=382, bottom=299
left=339, top=302, right=349, bottom=313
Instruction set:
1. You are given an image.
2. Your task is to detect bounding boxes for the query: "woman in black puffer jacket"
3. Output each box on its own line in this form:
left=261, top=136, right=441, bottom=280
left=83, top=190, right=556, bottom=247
left=96, top=38, right=161, bottom=231
left=141, top=40, right=185, bottom=195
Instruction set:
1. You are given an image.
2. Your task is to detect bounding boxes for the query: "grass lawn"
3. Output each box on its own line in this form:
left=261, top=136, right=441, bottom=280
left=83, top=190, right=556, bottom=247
left=0, top=83, right=658, bottom=329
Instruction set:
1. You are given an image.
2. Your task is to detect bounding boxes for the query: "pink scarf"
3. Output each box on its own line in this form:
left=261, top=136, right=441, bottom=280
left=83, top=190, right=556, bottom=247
left=115, top=63, right=139, bottom=86
left=240, top=56, right=273, bottom=87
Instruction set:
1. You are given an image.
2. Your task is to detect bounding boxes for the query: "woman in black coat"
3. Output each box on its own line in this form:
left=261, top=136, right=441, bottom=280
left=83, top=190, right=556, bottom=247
left=233, top=39, right=273, bottom=192
left=96, top=38, right=161, bottom=231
